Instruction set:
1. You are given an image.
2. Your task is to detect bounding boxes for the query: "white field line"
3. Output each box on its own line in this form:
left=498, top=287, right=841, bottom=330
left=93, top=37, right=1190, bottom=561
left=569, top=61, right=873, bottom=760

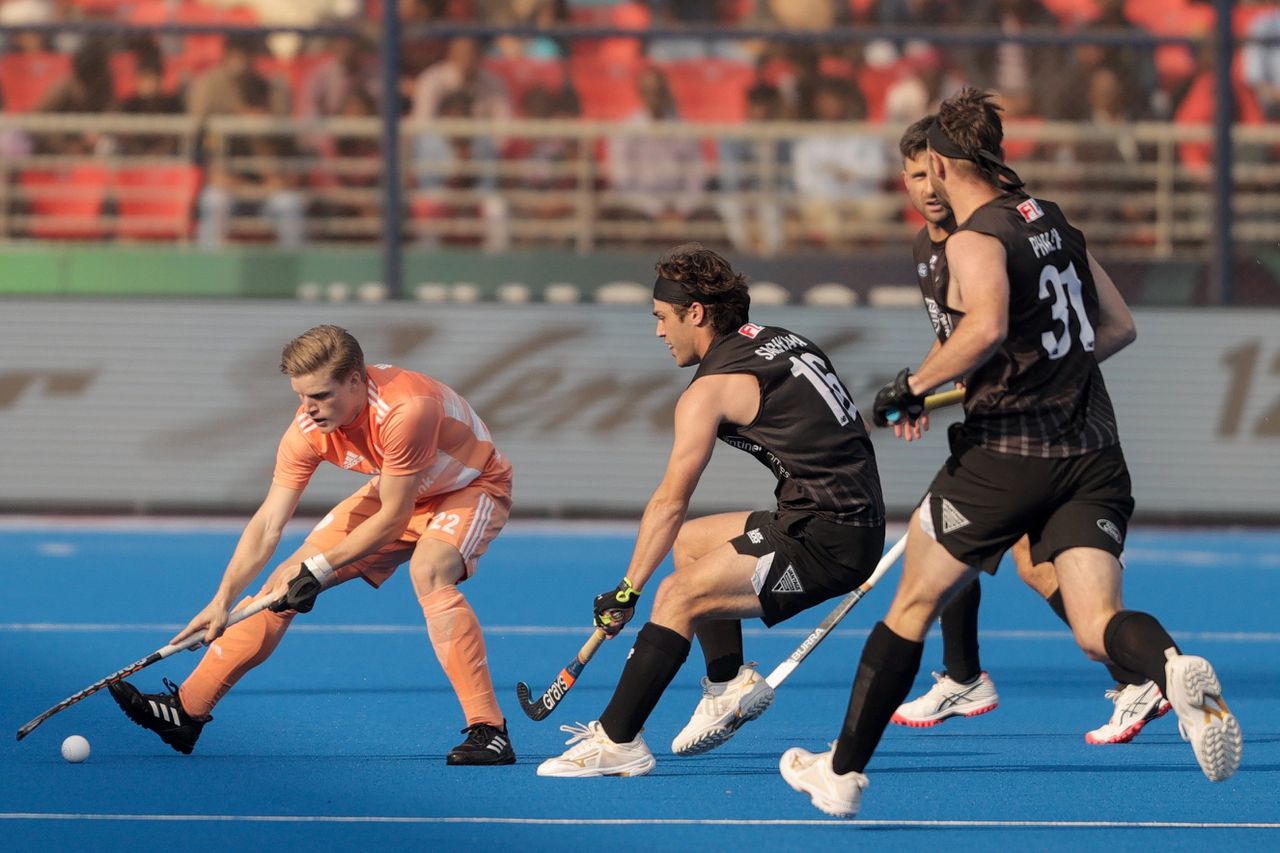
left=1, top=623, right=1277, bottom=643
left=0, top=812, right=1278, bottom=830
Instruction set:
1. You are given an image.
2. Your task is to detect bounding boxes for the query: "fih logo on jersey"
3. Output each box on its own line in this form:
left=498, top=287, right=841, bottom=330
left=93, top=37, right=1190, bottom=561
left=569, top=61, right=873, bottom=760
left=738, top=323, right=765, bottom=339
left=916, top=262, right=929, bottom=279
left=1017, top=198, right=1044, bottom=223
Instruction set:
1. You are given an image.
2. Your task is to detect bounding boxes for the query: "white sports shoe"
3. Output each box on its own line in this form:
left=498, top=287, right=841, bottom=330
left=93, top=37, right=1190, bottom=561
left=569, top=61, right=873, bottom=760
left=671, top=663, right=775, bottom=756
left=890, top=671, right=999, bottom=727
left=1164, top=651, right=1243, bottom=782
left=779, top=744, right=867, bottom=819
left=536, top=721, right=656, bottom=778
left=1085, top=679, right=1171, bottom=745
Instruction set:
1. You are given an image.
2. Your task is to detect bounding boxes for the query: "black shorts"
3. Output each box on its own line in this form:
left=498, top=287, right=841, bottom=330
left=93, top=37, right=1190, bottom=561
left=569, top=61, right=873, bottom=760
left=730, top=510, right=885, bottom=627
left=922, top=429, right=1134, bottom=574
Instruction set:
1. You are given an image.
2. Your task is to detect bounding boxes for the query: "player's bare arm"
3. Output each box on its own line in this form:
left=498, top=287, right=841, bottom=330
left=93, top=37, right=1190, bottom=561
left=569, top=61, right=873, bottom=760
left=170, top=483, right=303, bottom=646
left=1087, top=250, right=1137, bottom=363
left=621, top=373, right=757, bottom=595
left=909, top=230, right=1009, bottom=395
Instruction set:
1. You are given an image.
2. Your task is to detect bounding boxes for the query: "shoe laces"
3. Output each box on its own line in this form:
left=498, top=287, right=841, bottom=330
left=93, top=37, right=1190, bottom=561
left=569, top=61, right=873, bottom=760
left=558, top=721, right=596, bottom=746
left=162, top=677, right=182, bottom=699
left=459, top=722, right=501, bottom=746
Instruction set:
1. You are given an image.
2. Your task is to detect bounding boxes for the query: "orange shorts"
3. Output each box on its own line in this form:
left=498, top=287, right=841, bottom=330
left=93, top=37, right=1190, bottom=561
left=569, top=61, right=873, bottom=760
left=305, top=475, right=512, bottom=588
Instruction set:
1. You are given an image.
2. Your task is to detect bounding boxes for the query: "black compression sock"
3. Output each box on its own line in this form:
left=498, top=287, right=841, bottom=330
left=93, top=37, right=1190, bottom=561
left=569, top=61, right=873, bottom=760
left=940, top=579, right=982, bottom=684
left=1047, top=592, right=1146, bottom=686
left=1102, top=610, right=1180, bottom=696
left=599, top=622, right=691, bottom=743
left=832, top=622, right=924, bottom=775
left=698, top=619, right=744, bottom=683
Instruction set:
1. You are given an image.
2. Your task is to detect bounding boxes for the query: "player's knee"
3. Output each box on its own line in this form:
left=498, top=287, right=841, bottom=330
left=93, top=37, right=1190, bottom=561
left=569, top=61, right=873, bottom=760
left=409, top=556, right=463, bottom=595
left=652, top=572, right=708, bottom=622
left=1071, top=618, right=1110, bottom=661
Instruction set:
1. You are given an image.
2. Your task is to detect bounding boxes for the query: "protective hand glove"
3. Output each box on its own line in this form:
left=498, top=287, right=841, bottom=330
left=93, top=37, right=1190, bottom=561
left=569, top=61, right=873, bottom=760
left=593, top=577, right=641, bottom=637
left=268, top=555, right=333, bottom=614
left=872, top=368, right=926, bottom=427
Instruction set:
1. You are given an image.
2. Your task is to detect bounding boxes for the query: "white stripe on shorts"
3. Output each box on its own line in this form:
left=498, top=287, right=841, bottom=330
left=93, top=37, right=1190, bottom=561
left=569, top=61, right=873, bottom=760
left=918, top=492, right=937, bottom=541
left=460, top=492, right=494, bottom=562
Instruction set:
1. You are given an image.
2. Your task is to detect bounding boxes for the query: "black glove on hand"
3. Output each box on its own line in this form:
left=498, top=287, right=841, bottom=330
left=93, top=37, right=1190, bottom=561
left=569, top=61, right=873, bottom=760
left=269, top=565, right=324, bottom=614
left=593, top=577, right=641, bottom=637
left=872, top=368, right=926, bottom=427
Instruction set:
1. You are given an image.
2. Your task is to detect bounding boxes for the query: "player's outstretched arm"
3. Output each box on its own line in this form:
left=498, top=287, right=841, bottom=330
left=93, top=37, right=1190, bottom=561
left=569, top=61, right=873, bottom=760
left=1087, top=250, right=1137, bottom=363
left=594, top=376, right=744, bottom=636
left=171, top=483, right=303, bottom=646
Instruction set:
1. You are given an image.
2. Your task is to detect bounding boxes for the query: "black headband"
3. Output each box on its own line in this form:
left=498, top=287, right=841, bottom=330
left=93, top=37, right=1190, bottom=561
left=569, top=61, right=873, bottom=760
left=927, top=121, right=1025, bottom=190
left=653, top=276, right=720, bottom=305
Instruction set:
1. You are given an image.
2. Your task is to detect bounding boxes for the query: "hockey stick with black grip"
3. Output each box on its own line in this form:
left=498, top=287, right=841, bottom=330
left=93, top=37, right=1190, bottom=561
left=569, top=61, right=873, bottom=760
left=516, top=627, right=608, bottom=721
left=885, top=387, right=965, bottom=424
left=16, top=591, right=284, bottom=741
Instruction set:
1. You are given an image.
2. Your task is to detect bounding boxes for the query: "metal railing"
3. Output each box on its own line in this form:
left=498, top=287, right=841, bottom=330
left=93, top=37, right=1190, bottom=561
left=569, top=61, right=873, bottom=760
left=1, top=113, right=1277, bottom=259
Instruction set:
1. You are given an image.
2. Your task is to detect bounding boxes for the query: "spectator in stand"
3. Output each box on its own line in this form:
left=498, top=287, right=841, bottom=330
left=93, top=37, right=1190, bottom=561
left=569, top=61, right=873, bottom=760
left=299, top=33, right=380, bottom=119
left=0, top=0, right=53, bottom=55
left=410, top=37, right=509, bottom=199
left=990, top=86, right=1044, bottom=163
left=1064, top=66, right=1151, bottom=237
left=1242, top=5, right=1280, bottom=120
left=505, top=85, right=581, bottom=225
left=791, top=75, right=887, bottom=245
left=36, top=36, right=114, bottom=156
left=716, top=81, right=791, bottom=255
left=604, top=65, right=709, bottom=229
left=1174, top=39, right=1264, bottom=180
left=187, top=33, right=289, bottom=123
left=118, top=54, right=186, bottom=157
left=317, top=86, right=382, bottom=240
left=883, top=41, right=963, bottom=124
left=197, top=74, right=305, bottom=249
left=1065, top=0, right=1163, bottom=120
left=952, top=0, right=1070, bottom=118
left=411, top=37, right=512, bottom=123
left=483, top=0, right=569, bottom=60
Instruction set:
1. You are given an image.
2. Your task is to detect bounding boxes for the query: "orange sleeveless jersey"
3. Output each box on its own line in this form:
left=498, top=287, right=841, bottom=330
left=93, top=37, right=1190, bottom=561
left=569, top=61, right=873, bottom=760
left=272, top=364, right=511, bottom=501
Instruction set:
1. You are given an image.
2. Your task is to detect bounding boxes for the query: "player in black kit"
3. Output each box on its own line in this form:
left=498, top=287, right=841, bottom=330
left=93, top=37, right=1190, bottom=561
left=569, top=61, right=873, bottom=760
left=538, top=243, right=886, bottom=777
left=890, top=116, right=1171, bottom=745
left=781, top=89, right=1242, bottom=818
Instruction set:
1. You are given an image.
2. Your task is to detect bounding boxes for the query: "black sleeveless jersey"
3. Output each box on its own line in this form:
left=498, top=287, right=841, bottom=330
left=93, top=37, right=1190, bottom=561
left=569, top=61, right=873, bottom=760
left=691, top=324, right=884, bottom=526
left=911, top=226, right=961, bottom=343
left=953, top=193, right=1120, bottom=457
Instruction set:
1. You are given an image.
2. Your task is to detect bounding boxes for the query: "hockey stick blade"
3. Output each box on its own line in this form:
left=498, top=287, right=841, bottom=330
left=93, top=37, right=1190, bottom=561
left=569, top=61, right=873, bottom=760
left=515, top=628, right=607, bottom=722
left=515, top=679, right=553, bottom=721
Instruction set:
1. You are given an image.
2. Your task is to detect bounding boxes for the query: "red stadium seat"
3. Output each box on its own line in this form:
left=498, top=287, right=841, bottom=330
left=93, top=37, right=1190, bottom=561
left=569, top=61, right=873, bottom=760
left=20, top=165, right=111, bottom=239
left=114, top=164, right=202, bottom=240
left=0, top=53, right=72, bottom=112
left=570, top=1, right=647, bottom=62
left=663, top=60, right=755, bottom=123
left=569, top=57, right=644, bottom=120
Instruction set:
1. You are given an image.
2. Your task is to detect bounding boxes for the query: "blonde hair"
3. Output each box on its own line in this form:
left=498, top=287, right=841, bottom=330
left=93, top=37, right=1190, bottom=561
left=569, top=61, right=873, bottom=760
left=279, top=324, right=365, bottom=381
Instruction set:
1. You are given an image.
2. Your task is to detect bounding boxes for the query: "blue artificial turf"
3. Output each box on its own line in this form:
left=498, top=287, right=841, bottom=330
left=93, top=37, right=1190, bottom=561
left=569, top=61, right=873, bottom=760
left=1, top=522, right=1277, bottom=852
